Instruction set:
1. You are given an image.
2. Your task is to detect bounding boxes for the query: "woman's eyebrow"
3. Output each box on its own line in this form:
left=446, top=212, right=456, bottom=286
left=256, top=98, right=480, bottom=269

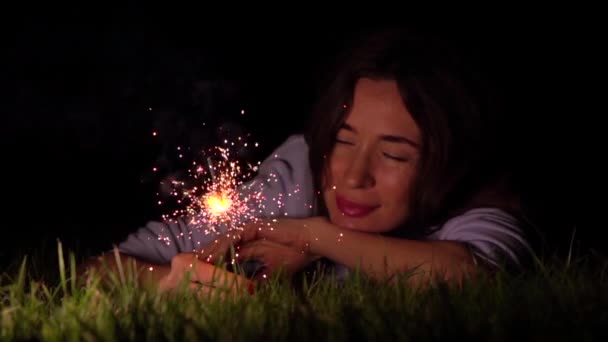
left=340, top=123, right=419, bottom=148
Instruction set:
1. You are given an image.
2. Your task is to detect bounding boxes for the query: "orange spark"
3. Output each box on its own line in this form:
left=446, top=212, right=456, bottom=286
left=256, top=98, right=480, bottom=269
left=205, top=192, right=233, bottom=216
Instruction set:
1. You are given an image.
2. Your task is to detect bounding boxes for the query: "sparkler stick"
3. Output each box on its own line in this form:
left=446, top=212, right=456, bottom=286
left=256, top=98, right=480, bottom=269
left=206, top=157, right=216, bottom=182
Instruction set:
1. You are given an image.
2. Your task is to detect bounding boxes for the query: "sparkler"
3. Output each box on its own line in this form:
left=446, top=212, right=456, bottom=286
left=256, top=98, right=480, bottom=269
left=158, top=139, right=264, bottom=238
left=206, top=157, right=216, bottom=181
left=202, top=156, right=234, bottom=217
left=150, top=118, right=311, bottom=254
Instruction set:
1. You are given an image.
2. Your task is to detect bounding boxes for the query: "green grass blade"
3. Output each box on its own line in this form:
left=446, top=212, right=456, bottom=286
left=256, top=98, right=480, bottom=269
left=57, top=240, right=67, bottom=296
left=112, top=246, right=126, bottom=286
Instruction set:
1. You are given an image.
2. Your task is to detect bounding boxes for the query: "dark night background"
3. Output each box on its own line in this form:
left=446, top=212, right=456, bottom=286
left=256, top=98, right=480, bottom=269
left=2, top=12, right=593, bottom=270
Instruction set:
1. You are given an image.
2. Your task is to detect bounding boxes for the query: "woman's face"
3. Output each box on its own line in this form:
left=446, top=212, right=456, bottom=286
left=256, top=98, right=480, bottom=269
left=323, top=78, right=421, bottom=233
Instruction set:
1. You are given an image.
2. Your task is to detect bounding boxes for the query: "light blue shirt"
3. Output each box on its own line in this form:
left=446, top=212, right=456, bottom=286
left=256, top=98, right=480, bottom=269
left=118, top=134, right=534, bottom=274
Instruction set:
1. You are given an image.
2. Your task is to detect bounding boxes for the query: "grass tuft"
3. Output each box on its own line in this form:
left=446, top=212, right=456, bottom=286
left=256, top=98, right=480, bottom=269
left=1, top=241, right=607, bottom=340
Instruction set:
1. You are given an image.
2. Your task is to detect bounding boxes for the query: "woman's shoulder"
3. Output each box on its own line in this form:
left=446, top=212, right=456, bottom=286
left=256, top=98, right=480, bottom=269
left=449, top=207, right=521, bottom=224
left=427, top=207, right=536, bottom=269
left=243, top=134, right=316, bottom=218
left=255, top=134, right=310, bottom=179
left=268, top=134, right=309, bottom=157
left=429, top=207, right=523, bottom=239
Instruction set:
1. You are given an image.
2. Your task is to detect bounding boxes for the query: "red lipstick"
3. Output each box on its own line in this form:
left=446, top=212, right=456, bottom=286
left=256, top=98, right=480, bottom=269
left=335, top=195, right=377, bottom=218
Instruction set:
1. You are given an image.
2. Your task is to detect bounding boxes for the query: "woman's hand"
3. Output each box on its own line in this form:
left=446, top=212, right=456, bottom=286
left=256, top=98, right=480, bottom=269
left=159, top=253, right=254, bottom=299
left=236, top=239, right=314, bottom=280
left=200, top=217, right=331, bottom=279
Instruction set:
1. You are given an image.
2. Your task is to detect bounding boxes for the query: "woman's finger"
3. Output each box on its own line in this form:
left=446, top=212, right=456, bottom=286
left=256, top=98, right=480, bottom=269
left=166, top=258, right=254, bottom=297
left=236, top=240, right=278, bottom=261
left=189, top=279, right=255, bottom=300
left=193, top=261, right=251, bottom=291
left=198, top=231, right=242, bottom=264
left=238, top=219, right=266, bottom=243
left=237, top=240, right=306, bottom=275
left=189, top=281, right=234, bottom=301
left=240, top=218, right=309, bottom=248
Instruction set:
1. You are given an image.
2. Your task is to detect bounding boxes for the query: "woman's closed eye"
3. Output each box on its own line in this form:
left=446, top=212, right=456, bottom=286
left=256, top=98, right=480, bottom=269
left=335, top=138, right=410, bottom=162
left=335, top=138, right=355, bottom=145
left=383, top=153, right=409, bottom=162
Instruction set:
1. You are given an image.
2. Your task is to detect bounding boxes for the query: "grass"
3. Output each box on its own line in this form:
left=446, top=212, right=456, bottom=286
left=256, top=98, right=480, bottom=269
left=1, top=242, right=607, bottom=341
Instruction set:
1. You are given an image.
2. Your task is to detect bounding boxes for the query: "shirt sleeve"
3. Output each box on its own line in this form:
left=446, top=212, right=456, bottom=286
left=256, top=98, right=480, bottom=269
left=433, top=208, right=536, bottom=271
left=116, top=134, right=315, bottom=264
left=115, top=217, right=217, bottom=264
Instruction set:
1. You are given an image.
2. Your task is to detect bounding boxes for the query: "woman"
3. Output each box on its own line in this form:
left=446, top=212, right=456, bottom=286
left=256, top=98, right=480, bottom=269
left=83, top=28, right=537, bottom=294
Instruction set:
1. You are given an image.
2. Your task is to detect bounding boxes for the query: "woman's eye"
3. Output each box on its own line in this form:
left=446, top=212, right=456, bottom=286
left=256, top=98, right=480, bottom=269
left=335, top=139, right=354, bottom=145
left=383, top=153, right=409, bottom=162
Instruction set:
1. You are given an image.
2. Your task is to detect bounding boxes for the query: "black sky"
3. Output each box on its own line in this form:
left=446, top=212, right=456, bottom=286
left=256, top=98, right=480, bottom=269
left=2, top=13, right=591, bottom=265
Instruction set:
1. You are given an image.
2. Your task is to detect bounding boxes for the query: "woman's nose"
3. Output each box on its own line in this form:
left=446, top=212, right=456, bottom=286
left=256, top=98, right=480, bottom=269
left=344, top=153, right=375, bottom=189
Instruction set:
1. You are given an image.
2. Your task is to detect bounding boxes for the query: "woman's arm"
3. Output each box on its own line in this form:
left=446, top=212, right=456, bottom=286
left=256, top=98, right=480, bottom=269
left=309, top=222, right=479, bottom=285
left=78, top=251, right=171, bottom=288
left=227, top=217, right=482, bottom=287
left=76, top=216, right=200, bottom=288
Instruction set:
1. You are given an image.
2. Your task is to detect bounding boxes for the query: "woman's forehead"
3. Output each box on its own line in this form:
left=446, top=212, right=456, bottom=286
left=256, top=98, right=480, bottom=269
left=344, top=79, right=420, bottom=142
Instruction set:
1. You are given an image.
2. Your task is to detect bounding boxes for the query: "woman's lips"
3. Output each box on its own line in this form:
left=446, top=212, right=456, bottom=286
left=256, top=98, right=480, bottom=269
left=335, top=195, right=377, bottom=218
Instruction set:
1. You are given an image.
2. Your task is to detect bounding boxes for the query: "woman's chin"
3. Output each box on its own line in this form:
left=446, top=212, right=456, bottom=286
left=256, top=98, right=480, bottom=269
left=330, top=213, right=383, bottom=232
left=330, top=213, right=391, bottom=233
